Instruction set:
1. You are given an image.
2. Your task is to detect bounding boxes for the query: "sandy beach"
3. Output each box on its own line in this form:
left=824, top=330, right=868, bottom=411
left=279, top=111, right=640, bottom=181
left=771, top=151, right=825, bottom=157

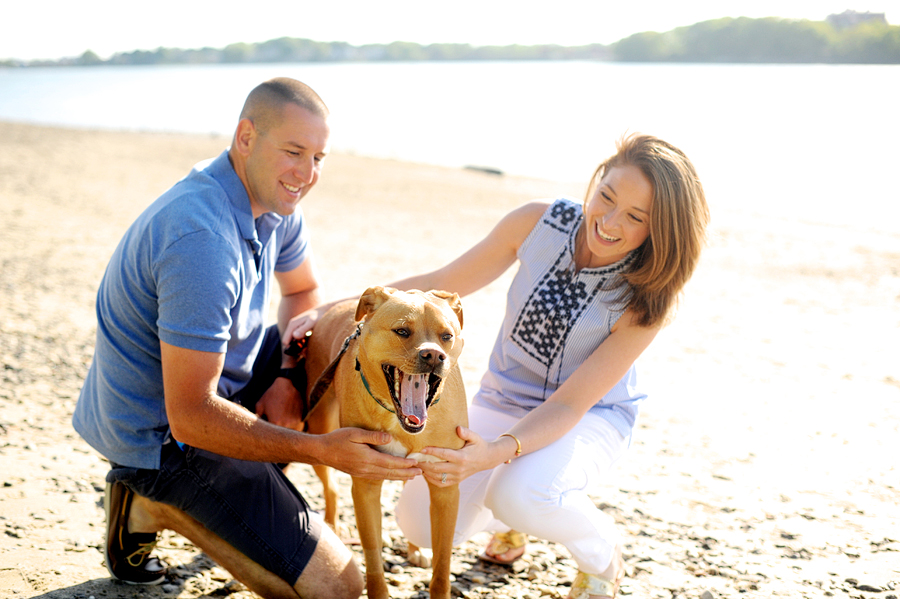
left=1, top=120, right=898, bottom=599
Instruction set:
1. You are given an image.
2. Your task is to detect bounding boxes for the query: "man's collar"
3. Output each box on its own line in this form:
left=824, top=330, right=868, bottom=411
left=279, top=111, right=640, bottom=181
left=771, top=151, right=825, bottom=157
left=207, top=150, right=283, bottom=246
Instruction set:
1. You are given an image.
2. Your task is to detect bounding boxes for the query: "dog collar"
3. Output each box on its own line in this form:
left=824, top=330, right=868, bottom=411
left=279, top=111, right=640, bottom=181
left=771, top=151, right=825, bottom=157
left=356, top=360, right=396, bottom=414
left=355, top=358, right=441, bottom=414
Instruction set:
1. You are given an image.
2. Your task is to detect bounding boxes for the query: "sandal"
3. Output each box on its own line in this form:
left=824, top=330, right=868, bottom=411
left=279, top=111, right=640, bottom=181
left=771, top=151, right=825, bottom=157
left=478, top=530, right=527, bottom=565
left=567, top=545, right=625, bottom=599
left=104, top=481, right=167, bottom=585
left=568, top=571, right=620, bottom=599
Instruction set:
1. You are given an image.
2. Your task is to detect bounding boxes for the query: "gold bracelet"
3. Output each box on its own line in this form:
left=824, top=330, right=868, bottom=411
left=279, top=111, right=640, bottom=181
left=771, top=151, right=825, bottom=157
left=499, top=433, right=522, bottom=464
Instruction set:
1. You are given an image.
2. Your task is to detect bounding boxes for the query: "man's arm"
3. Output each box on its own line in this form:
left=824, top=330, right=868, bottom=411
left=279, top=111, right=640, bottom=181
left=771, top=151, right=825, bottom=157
left=161, top=340, right=421, bottom=479
left=275, top=254, right=323, bottom=367
left=253, top=254, right=324, bottom=428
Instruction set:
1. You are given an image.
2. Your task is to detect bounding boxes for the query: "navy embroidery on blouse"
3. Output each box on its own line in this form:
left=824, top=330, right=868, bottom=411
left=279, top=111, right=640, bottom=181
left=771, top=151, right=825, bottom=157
left=513, top=254, right=596, bottom=367
left=511, top=201, right=634, bottom=377
left=544, top=201, right=579, bottom=234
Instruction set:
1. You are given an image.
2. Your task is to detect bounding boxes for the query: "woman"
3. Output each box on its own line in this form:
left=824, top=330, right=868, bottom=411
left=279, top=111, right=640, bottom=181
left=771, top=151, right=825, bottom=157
left=386, top=133, right=710, bottom=598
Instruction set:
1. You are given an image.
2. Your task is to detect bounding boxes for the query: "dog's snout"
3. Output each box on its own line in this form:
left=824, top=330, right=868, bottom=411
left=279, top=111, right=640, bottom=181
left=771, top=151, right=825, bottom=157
left=419, top=347, right=446, bottom=365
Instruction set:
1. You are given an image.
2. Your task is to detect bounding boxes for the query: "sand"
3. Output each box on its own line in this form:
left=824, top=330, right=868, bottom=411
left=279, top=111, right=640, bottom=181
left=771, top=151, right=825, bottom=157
left=0, top=120, right=898, bottom=599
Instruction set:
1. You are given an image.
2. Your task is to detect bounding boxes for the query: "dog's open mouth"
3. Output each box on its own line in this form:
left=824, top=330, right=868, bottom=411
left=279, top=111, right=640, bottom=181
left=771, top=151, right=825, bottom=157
left=382, top=365, right=442, bottom=434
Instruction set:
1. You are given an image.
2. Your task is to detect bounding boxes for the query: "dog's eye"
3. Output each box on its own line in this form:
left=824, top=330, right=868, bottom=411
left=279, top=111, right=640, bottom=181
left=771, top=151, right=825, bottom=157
left=393, top=328, right=410, bottom=338
left=441, top=333, right=453, bottom=342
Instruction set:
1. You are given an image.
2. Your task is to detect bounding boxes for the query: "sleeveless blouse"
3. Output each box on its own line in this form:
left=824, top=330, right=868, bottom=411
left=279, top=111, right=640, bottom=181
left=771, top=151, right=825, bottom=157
left=472, top=198, right=647, bottom=438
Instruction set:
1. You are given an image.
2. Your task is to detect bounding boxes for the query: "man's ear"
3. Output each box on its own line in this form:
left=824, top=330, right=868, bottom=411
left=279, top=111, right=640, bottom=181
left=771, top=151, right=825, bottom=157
left=233, top=118, right=257, bottom=157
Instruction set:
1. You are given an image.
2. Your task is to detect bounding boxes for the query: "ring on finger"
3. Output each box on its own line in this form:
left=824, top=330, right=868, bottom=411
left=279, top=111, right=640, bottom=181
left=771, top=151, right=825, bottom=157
left=441, top=472, right=447, bottom=484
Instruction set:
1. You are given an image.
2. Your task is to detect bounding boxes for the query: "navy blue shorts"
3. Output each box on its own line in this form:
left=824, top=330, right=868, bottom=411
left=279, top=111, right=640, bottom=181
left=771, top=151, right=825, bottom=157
left=107, top=326, right=320, bottom=585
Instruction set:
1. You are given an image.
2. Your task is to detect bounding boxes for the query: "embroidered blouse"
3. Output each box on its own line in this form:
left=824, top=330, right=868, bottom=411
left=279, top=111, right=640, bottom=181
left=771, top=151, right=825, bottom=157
left=471, top=198, right=647, bottom=438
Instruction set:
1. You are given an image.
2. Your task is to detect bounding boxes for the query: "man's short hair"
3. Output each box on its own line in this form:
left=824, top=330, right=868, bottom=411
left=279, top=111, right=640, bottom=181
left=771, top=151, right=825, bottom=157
left=239, top=78, right=329, bottom=136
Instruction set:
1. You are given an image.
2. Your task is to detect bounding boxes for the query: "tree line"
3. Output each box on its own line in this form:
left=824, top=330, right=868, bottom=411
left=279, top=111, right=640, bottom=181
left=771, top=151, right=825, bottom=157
left=5, top=15, right=898, bottom=67
left=615, top=16, right=900, bottom=63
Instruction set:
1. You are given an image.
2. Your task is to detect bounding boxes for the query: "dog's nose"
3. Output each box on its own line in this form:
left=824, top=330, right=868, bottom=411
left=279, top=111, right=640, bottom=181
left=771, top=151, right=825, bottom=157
left=419, top=347, right=446, bottom=365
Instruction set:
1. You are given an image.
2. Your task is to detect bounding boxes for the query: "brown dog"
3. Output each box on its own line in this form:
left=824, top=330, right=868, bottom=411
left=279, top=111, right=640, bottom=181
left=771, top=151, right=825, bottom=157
left=305, top=286, right=468, bottom=599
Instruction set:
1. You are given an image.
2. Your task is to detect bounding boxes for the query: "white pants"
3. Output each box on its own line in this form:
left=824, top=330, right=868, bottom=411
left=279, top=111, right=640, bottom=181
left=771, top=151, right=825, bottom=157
left=394, top=403, right=630, bottom=575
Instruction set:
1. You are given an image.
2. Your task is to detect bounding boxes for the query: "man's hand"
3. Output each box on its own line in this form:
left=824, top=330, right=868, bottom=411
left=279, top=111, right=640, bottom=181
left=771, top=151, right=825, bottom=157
left=282, top=295, right=354, bottom=351
left=317, top=428, right=423, bottom=481
left=282, top=308, right=321, bottom=350
left=255, top=377, right=306, bottom=431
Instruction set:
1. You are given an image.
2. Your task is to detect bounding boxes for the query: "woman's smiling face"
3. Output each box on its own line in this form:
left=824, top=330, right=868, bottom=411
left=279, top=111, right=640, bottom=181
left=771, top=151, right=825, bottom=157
left=582, top=164, right=653, bottom=268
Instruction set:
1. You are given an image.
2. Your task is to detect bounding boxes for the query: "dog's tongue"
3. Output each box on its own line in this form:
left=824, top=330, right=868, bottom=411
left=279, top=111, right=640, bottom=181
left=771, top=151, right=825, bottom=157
left=399, top=373, right=428, bottom=427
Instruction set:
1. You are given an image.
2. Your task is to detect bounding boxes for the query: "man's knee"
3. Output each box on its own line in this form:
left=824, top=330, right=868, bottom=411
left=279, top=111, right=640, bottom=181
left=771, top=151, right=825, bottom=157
left=294, top=526, right=363, bottom=599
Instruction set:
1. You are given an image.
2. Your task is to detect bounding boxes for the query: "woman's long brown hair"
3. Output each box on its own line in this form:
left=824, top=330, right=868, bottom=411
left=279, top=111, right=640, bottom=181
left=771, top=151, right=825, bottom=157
left=585, top=134, right=710, bottom=327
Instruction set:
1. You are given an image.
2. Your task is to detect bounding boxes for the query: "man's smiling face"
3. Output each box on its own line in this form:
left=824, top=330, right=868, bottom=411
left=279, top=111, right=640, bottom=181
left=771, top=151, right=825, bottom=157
left=242, top=102, right=330, bottom=218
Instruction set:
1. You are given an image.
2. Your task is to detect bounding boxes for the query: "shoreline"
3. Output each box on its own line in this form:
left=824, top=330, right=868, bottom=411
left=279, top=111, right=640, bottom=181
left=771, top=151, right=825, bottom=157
left=1, top=120, right=898, bottom=598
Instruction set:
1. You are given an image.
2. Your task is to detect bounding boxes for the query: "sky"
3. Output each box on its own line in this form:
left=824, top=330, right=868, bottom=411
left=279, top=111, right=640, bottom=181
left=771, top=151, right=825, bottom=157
left=3, top=0, right=898, bottom=61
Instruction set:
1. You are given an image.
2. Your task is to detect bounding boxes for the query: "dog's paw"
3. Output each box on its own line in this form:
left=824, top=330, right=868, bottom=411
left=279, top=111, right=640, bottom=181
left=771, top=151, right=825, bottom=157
left=407, top=546, right=433, bottom=568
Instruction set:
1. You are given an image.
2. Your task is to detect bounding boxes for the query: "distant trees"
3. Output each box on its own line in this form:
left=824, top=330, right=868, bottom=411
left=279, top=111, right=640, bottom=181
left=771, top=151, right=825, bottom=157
left=95, top=39, right=611, bottom=64
left=4, top=14, right=898, bottom=67
left=76, top=50, right=103, bottom=66
left=833, top=20, right=900, bottom=63
left=613, top=16, right=900, bottom=63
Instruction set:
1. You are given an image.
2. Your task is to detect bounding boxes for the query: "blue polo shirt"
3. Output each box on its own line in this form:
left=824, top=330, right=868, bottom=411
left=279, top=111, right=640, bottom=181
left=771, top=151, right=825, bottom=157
left=73, top=150, right=308, bottom=469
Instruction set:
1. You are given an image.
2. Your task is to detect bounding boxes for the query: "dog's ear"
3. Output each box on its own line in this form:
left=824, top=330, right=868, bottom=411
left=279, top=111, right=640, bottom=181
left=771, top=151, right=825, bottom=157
left=429, top=290, right=464, bottom=329
left=356, top=286, right=394, bottom=321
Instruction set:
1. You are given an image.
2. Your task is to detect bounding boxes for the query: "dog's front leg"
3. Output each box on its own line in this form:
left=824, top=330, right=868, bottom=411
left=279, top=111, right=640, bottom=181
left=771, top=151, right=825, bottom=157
left=351, top=477, right=390, bottom=599
left=427, top=482, right=460, bottom=599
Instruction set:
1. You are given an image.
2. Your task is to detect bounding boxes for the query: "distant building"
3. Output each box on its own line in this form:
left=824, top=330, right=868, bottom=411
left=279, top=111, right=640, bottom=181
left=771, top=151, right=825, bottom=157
left=826, top=10, right=888, bottom=29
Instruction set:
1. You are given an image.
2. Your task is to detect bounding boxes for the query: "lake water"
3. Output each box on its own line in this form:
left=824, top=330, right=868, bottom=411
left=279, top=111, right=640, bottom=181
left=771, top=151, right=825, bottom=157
left=1, top=61, right=899, bottom=230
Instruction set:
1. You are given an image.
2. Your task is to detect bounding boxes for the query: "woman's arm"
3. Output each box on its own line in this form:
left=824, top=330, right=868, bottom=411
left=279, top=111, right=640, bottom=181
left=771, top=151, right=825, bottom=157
left=419, top=310, right=661, bottom=482
left=274, top=254, right=323, bottom=361
left=282, top=201, right=549, bottom=345
left=388, top=201, right=549, bottom=297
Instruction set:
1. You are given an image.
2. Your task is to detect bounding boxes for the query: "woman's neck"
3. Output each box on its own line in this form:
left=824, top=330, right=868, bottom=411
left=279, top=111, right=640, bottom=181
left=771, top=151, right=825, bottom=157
left=572, top=224, right=592, bottom=271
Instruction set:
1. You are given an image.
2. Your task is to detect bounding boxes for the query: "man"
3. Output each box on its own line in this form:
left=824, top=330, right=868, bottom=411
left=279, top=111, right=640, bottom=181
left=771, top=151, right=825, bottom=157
left=73, top=78, right=421, bottom=599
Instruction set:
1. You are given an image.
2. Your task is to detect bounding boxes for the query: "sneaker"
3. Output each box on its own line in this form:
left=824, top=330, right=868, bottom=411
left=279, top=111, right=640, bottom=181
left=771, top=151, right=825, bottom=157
left=104, top=481, right=167, bottom=585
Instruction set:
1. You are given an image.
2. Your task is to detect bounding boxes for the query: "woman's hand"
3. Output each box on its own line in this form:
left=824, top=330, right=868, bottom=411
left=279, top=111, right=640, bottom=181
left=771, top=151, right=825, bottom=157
left=417, top=426, right=512, bottom=487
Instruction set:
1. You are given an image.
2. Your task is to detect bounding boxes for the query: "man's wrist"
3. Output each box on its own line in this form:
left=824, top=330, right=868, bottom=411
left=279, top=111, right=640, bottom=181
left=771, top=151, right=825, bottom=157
left=277, top=367, right=306, bottom=393
left=280, top=356, right=300, bottom=369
